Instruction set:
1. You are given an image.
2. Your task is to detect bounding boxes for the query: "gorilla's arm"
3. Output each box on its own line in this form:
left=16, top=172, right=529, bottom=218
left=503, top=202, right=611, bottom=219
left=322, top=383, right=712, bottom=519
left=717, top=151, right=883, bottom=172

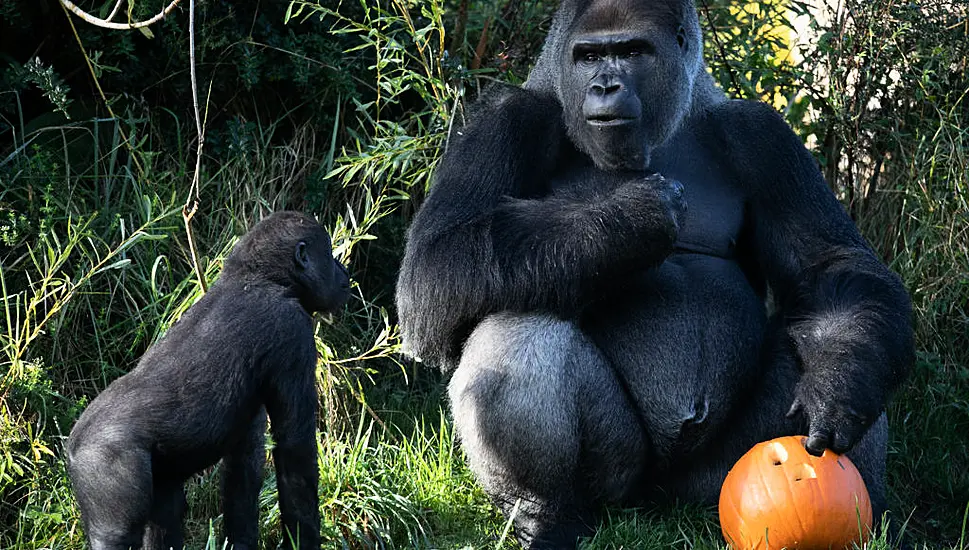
left=723, top=101, right=914, bottom=455
left=397, top=85, right=681, bottom=370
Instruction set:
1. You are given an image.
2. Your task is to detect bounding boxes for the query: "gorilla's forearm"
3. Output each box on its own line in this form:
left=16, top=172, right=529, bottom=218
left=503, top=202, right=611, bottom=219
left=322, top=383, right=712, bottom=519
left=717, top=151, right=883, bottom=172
left=490, top=181, right=681, bottom=309
left=396, top=199, right=653, bottom=371
left=778, top=248, right=913, bottom=455
left=783, top=250, right=914, bottom=402
left=398, top=170, right=683, bottom=369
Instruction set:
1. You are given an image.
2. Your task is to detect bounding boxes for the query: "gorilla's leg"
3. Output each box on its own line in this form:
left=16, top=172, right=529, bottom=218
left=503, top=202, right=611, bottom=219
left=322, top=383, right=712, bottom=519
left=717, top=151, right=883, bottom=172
left=222, top=411, right=268, bottom=550
left=658, top=325, right=890, bottom=522
left=449, top=312, right=648, bottom=549
left=142, top=480, right=186, bottom=550
left=68, top=439, right=152, bottom=550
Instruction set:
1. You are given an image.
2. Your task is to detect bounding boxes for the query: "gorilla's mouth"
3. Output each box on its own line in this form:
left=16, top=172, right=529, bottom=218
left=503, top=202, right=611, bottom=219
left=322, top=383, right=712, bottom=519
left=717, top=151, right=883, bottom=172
left=586, top=115, right=638, bottom=127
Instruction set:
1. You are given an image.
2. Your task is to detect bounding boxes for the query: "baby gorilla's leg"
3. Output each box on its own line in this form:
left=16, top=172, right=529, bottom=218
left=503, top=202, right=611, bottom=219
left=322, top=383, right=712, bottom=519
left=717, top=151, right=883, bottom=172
left=68, top=438, right=153, bottom=550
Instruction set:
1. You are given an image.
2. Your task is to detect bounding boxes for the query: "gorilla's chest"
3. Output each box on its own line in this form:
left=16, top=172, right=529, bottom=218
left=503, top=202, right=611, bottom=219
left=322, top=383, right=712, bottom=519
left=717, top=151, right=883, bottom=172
left=651, top=136, right=745, bottom=258
left=545, top=144, right=745, bottom=258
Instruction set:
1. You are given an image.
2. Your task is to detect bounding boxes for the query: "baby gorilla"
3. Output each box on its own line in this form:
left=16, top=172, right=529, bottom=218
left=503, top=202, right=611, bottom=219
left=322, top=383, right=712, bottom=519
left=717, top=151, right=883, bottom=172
left=66, top=211, right=349, bottom=550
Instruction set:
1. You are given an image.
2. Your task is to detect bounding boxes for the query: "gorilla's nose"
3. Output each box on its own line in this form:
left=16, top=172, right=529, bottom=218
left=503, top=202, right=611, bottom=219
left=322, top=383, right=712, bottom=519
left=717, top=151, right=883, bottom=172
left=590, top=80, right=622, bottom=96
left=584, top=78, right=641, bottom=123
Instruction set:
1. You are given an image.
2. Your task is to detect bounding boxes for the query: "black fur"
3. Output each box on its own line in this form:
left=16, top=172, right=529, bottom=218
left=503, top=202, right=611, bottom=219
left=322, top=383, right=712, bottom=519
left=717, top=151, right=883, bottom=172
left=66, top=211, right=349, bottom=550
left=396, top=0, right=913, bottom=547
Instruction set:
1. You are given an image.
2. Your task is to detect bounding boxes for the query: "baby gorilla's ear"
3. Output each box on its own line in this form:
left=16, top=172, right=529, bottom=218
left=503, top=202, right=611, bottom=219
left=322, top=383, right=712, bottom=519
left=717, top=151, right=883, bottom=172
left=294, top=241, right=310, bottom=270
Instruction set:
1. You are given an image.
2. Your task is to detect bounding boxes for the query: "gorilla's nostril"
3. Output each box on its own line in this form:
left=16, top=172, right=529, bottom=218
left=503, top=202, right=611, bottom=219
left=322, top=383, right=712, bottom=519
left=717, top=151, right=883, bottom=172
left=590, top=80, right=622, bottom=96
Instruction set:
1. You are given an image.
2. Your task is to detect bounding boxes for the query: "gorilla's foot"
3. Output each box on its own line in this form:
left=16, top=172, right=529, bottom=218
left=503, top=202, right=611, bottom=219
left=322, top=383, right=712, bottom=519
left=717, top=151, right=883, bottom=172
left=491, top=491, right=595, bottom=550
left=506, top=502, right=594, bottom=550
left=521, top=521, right=594, bottom=550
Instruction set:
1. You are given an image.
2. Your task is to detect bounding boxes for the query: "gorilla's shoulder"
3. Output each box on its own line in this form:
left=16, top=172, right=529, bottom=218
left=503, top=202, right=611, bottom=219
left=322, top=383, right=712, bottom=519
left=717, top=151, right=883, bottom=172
left=702, top=99, right=801, bottom=163
left=706, top=99, right=788, bottom=135
left=467, top=84, right=562, bottom=127
left=696, top=98, right=817, bottom=194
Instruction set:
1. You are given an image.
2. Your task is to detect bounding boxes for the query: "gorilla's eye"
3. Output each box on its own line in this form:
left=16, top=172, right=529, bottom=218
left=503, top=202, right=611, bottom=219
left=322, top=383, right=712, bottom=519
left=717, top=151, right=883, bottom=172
left=583, top=52, right=601, bottom=63
left=620, top=41, right=654, bottom=58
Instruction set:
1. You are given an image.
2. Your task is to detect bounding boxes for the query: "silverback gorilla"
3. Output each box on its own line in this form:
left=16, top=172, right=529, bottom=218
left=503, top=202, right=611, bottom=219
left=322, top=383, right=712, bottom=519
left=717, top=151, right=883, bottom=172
left=67, top=212, right=349, bottom=550
left=396, top=0, right=914, bottom=547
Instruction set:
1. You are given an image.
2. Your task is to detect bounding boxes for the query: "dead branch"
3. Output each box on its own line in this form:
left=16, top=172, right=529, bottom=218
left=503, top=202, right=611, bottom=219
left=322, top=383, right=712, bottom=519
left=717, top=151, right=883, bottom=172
left=59, top=0, right=182, bottom=30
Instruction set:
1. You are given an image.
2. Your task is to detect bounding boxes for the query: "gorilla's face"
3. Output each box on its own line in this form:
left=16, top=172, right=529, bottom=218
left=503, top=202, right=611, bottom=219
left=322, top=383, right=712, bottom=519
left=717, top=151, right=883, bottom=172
left=559, top=6, right=695, bottom=171
left=293, top=231, right=350, bottom=314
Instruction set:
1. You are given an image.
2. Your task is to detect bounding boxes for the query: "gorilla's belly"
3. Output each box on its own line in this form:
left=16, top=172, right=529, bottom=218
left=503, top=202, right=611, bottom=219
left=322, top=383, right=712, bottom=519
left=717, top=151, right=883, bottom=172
left=583, top=253, right=767, bottom=460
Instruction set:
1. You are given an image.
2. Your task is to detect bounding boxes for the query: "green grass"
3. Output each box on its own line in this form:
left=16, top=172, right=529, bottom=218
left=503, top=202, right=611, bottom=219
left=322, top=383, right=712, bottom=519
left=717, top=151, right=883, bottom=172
left=8, top=381, right=965, bottom=549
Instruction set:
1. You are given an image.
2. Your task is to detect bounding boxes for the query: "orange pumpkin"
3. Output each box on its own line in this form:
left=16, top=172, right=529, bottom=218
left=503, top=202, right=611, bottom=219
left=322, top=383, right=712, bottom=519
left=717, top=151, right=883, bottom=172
left=718, top=435, right=873, bottom=550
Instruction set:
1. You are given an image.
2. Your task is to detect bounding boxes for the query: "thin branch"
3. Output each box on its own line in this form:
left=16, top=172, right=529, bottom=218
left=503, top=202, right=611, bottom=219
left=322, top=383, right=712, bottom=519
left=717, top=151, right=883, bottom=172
left=698, top=0, right=742, bottom=98
left=59, top=2, right=146, bottom=180
left=182, top=0, right=207, bottom=293
left=59, top=0, right=182, bottom=30
left=449, top=0, right=469, bottom=56
left=105, top=0, right=125, bottom=22
left=470, top=16, right=492, bottom=71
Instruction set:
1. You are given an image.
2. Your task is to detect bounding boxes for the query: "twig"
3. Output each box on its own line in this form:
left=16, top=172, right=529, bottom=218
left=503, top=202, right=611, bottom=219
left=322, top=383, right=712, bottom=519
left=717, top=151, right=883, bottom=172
left=105, top=0, right=125, bottom=22
left=59, top=2, right=146, bottom=181
left=59, top=0, right=182, bottom=30
left=449, top=0, right=469, bottom=55
left=183, top=0, right=207, bottom=293
left=471, top=16, right=492, bottom=71
left=698, top=0, right=742, bottom=98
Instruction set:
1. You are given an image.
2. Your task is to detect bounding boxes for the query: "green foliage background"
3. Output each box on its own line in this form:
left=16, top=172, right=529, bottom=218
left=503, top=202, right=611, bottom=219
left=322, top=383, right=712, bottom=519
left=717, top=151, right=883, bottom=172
left=0, top=0, right=966, bottom=548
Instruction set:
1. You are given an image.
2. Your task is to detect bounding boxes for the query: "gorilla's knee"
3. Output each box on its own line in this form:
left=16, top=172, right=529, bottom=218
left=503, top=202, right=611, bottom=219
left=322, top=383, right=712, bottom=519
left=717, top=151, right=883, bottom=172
left=450, top=312, right=646, bottom=507
left=450, top=313, right=582, bottom=484
left=449, top=314, right=602, bottom=547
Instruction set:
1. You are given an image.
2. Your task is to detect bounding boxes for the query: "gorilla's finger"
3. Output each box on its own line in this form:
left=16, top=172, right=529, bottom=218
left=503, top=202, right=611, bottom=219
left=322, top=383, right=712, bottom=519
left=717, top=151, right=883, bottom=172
left=668, top=180, right=684, bottom=199
left=804, top=430, right=830, bottom=456
left=785, top=398, right=802, bottom=419
left=831, top=430, right=853, bottom=454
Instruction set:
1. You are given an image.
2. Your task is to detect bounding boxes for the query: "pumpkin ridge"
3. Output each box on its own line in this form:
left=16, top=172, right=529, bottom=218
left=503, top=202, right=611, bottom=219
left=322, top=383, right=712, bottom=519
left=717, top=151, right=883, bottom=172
left=723, top=490, right=749, bottom=549
left=754, top=452, right=778, bottom=546
left=782, top=446, right=809, bottom=544
left=814, top=451, right=829, bottom=545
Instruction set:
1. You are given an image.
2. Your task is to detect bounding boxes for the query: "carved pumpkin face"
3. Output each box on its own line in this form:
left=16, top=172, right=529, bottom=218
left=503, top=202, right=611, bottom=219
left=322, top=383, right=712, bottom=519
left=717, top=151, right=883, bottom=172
left=719, top=436, right=873, bottom=549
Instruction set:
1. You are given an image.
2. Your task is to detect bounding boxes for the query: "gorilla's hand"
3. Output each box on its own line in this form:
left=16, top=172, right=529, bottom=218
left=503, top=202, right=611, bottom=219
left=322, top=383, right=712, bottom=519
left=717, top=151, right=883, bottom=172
left=786, top=370, right=878, bottom=456
left=609, top=173, right=687, bottom=251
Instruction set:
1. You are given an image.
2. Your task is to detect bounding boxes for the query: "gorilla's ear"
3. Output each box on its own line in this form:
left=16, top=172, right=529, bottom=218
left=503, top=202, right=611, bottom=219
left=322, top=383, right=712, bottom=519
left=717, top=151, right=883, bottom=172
left=294, top=241, right=310, bottom=270
left=677, top=27, right=687, bottom=50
